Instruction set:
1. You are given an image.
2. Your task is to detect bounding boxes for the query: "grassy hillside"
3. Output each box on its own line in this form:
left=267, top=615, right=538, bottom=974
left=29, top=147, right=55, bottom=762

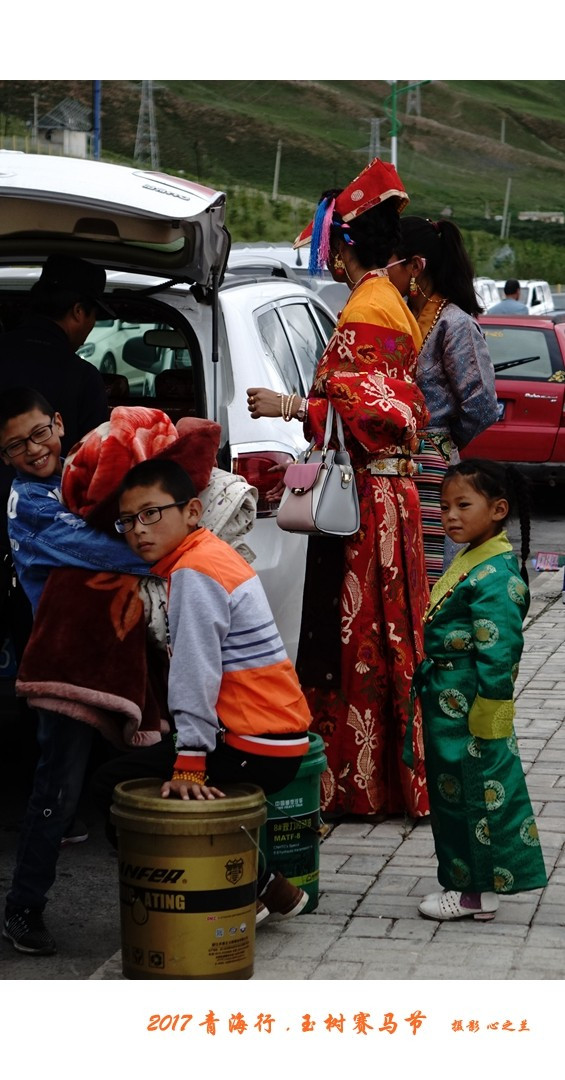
left=1, top=79, right=565, bottom=277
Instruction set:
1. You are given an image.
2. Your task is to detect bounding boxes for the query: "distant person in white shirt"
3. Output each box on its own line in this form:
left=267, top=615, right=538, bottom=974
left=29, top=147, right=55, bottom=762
left=488, top=278, right=529, bottom=315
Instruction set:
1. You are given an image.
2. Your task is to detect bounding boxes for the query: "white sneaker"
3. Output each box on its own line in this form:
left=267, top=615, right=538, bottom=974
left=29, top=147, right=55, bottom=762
left=418, top=890, right=499, bottom=921
left=60, top=819, right=89, bottom=846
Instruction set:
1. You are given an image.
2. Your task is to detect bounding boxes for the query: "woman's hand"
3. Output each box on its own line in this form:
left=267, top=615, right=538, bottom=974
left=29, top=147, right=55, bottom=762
left=265, top=463, right=286, bottom=503
left=247, top=387, right=283, bottom=419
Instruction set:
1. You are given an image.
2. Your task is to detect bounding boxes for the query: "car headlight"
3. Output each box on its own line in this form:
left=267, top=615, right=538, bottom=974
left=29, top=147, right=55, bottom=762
left=77, top=343, right=96, bottom=358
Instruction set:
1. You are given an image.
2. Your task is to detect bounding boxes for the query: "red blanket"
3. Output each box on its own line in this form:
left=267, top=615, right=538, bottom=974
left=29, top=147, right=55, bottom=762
left=16, top=407, right=222, bottom=747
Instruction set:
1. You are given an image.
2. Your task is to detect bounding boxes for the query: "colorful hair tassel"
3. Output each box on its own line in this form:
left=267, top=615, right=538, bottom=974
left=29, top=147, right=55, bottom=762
left=308, top=196, right=335, bottom=275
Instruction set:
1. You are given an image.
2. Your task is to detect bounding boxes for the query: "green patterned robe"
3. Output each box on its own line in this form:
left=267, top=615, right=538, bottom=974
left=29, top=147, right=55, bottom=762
left=411, top=531, right=547, bottom=895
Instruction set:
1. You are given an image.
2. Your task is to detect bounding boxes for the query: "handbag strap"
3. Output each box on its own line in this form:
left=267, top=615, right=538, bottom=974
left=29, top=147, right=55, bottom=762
left=303, top=401, right=347, bottom=460
left=322, top=401, right=346, bottom=452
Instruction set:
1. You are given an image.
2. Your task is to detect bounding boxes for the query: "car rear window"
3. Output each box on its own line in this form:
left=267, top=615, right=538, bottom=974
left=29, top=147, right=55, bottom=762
left=482, top=325, right=557, bottom=381
left=79, top=317, right=194, bottom=401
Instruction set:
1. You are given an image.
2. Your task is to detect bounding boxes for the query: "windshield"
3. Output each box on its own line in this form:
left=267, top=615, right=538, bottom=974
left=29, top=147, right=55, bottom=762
left=482, top=326, right=555, bottom=380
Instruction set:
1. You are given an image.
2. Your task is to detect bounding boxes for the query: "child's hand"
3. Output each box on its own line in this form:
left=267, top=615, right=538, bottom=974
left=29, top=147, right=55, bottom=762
left=161, top=778, right=226, bottom=801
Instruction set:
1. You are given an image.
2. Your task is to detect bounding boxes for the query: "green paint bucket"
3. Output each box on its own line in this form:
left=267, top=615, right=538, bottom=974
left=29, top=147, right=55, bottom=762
left=259, top=732, right=327, bottom=913
left=111, top=780, right=266, bottom=980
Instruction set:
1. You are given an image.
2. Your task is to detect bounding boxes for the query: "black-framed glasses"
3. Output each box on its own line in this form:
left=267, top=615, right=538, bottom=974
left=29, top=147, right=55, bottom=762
left=0, top=421, right=55, bottom=459
left=114, top=501, right=188, bottom=534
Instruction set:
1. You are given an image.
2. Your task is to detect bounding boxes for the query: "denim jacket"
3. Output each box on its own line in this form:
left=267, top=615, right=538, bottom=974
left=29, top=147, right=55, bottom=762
left=7, top=472, right=149, bottom=612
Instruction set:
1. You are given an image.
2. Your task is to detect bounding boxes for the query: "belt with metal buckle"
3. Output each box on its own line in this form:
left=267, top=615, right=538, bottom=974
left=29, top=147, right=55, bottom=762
left=364, top=456, right=422, bottom=477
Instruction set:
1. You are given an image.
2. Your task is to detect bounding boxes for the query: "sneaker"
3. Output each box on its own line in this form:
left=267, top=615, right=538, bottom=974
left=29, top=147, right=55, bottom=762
left=61, top=818, right=89, bottom=846
left=256, top=872, right=309, bottom=925
left=3, top=907, right=57, bottom=955
left=255, top=898, right=270, bottom=926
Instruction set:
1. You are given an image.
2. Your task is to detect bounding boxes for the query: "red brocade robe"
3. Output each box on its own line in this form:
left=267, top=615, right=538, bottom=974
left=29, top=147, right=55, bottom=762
left=297, top=274, right=430, bottom=817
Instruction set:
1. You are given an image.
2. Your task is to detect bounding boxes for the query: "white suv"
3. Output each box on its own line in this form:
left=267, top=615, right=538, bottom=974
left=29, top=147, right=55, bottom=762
left=494, top=279, right=555, bottom=315
left=76, top=317, right=154, bottom=388
left=0, top=152, right=336, bottom=659
left=229, top=243, right=349, bottom=317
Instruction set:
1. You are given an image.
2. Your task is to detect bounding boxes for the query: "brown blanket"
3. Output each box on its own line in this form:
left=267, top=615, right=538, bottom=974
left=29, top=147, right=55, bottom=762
left=16, top=567, right=169, bottom=750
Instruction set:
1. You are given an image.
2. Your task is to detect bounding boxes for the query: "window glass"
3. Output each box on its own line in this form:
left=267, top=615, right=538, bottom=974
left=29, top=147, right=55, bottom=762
left=312, top=305, right=336, bottom=344
left=482, top=326, right=555, bottom=380
left=281, top=303, right=328, bottom=390
left=79, top=319, right=192, bottom=397
left=256, top=308, right=302, bottom=393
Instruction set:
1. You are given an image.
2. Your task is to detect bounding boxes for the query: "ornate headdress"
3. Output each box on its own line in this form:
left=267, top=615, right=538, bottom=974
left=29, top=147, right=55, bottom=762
left=294, top=157, right=409, bottom=274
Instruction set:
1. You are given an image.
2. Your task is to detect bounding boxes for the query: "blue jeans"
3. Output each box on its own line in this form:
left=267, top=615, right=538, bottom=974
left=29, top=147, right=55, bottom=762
left=6, top=709, right=93, bottom=912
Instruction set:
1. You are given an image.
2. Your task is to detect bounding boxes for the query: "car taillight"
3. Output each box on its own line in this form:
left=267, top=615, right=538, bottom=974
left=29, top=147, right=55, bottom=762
left=233, top=451, right=294, bottom=515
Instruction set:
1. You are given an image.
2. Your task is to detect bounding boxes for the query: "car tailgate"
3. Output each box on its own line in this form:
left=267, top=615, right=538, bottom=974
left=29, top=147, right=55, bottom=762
left=466, top=376, right=564, bottom=461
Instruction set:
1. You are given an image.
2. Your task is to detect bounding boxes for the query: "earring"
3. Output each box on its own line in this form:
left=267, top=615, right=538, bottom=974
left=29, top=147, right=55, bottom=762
left=409, top=276, right=418, bottom=297
left=333, top=255, right=345, bottom=271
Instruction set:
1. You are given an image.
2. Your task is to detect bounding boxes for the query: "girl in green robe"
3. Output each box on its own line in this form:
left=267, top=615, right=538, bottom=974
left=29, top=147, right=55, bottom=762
left=406, top=458, right=547, bottom=921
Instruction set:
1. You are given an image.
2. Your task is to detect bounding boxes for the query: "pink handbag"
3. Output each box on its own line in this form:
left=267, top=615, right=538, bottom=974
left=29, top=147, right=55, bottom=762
left=276, top=404, right=360, bottom=537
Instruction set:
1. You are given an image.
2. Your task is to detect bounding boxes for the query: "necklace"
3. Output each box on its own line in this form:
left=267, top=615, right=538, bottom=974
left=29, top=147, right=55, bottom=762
left=420, top=298, right=448, bottom=349
left=416, top=281, right=442, bottom=304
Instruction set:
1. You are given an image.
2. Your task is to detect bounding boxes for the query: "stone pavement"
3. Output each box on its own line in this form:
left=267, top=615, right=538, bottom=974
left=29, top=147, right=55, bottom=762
left=92, top=569, right=565, bottom=981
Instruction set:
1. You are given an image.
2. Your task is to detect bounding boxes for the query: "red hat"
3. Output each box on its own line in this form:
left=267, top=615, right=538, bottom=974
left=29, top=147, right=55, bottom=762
left=294, top=157, right=409, bottom=249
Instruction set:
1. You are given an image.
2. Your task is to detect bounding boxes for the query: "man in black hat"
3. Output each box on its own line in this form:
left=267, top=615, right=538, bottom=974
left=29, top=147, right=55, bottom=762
left=0, top=254, right=110, bottom=451
left=0, top=255, right=110, bottom=707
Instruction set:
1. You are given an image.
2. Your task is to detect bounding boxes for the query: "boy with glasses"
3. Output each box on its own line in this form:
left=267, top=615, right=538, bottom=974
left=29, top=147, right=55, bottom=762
left=0, top=386, right=147, bottom=956
left=107, top=456, right=311, bottom=925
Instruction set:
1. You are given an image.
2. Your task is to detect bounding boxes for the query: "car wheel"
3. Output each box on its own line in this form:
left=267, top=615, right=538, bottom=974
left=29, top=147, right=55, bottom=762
left=100, top=353, right=116, bottom=374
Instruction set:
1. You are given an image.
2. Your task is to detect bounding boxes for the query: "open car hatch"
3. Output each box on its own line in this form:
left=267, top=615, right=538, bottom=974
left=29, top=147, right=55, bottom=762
left=0, top=152, right=230, bottom=289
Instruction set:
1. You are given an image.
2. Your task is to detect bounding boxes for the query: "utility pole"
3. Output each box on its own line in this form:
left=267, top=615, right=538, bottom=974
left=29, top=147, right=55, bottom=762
left=501, top=177, right=512, bottom=240
left=405, top=84, right=422, bottom=117
left=134, top=81, right=159, bottom=168
left=32, top=92, right=39, bottom=152
left=389, top=80, right=398, bottom=168
left=272, top=139, right=282, bottom=200
left=384, top=80, right=431, bottom=168
left=368, top=118, right=382, bottom=162
left=92, top=81, right=102, bottom=160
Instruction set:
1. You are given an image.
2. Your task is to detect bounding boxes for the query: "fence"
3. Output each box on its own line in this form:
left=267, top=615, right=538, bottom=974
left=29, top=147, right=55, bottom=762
left=0, top=135, right=92, bottom=157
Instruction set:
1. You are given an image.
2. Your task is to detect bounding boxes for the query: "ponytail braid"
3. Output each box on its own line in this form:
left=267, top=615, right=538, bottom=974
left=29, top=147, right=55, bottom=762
left=506, top=465, right=531, bottom=584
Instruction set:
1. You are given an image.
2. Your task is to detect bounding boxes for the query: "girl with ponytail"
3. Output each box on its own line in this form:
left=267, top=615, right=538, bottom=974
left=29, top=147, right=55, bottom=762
left=387, top=217, right=500, bottom=585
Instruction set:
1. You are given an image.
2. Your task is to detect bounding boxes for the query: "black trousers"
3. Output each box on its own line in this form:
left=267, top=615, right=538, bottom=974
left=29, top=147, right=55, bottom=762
left=90, top=733, right=302, bottom=892
left=1, top=552, right=33, bottom=665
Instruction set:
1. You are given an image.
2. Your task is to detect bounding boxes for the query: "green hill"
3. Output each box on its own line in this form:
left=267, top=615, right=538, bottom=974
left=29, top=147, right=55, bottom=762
left=2, top=79, right=565, bottom=278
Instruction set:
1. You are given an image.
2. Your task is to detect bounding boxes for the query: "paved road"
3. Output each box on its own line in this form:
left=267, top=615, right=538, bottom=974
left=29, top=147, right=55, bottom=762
left=2, top=560, right=563, bottom=981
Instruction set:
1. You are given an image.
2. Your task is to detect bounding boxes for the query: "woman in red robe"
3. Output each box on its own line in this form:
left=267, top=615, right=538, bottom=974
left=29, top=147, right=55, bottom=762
left=247, top=159, right=430, bottom=819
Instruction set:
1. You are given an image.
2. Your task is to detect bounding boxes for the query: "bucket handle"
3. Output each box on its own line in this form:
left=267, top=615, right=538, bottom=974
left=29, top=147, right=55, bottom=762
left=240, top=824, right=269, bottom=883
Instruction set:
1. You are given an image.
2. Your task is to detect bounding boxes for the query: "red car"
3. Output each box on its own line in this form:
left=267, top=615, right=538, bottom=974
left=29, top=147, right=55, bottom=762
left=461, top=313, right=565, bottom=483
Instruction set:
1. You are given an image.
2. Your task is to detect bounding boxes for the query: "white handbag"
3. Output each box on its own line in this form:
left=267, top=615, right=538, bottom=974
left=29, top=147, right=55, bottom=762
left=276, top=403, right=360, bottom=537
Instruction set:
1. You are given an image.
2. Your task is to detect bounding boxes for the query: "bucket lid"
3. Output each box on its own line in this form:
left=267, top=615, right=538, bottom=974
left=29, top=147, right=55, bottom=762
left=112, top=778, right=266, bottom=814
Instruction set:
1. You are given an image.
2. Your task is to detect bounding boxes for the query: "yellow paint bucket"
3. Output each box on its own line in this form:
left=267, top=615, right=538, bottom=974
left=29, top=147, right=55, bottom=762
left=110, top=779, right=267, bottom=980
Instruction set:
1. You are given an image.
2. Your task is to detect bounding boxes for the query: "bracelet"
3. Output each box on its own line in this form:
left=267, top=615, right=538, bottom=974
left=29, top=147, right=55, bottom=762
left=283, top=393, right=296, bottom=422
left=172, top=769, right=206, bottom=784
